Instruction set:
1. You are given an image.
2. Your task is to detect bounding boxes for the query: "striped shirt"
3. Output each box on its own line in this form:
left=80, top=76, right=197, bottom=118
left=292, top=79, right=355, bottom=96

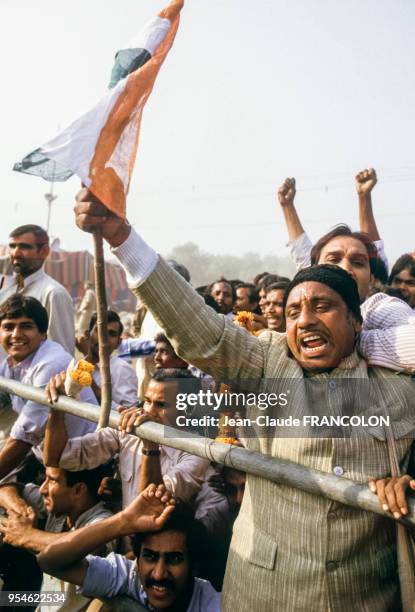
left=288, top=232, right=415, bottom=372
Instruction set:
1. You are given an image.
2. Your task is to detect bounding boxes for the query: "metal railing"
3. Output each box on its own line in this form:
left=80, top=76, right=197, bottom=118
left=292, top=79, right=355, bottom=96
left=0, top=375, right=414, bottom=526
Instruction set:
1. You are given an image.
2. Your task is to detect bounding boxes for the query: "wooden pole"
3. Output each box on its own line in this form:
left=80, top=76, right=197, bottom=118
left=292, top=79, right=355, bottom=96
left=92, top=228, right=112, bottom=427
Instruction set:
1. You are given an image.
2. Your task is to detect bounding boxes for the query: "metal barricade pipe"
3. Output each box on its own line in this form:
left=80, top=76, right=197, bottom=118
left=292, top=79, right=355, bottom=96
left=0, top=375, right=413, bottom=526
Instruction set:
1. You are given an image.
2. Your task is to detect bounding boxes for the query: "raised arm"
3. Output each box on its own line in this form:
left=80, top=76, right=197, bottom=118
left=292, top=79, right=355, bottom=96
left=355, top=168, right=380, bottom=241
left=37, top=484, right=174, bottom=584
left=277, top=178, right=305, bottom=241
left=118, top=408, right=163, bottom=493
left=277, top=178, right=312, bottom=270
left=74, top=190, right=268, bottom=385
left=44, top=372, right=68, bottom=467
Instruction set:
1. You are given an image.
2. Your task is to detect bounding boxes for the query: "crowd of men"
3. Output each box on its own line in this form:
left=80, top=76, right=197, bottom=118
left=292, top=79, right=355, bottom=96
left=0, top=168, right=414, bottom=611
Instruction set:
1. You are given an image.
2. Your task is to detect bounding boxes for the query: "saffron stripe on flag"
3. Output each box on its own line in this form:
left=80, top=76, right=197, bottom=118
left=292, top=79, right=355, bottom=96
left=13, top=0, right=184, bottom=221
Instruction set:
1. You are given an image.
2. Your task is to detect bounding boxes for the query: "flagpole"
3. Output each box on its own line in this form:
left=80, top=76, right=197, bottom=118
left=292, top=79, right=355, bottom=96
left=92, top=228, right=112, bottom=427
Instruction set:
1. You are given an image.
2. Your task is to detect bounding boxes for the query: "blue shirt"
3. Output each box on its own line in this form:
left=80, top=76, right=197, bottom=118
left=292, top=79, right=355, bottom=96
left=80, top=553, right=220, bottom=611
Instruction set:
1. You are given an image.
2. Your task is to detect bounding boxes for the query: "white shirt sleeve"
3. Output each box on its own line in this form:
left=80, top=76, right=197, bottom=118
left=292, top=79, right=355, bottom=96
left=287, top=233, right=313, bottom=270
left=111, top=229, right=158, bottom=288
left=44, top=287, right=76, bottom=355
left=59, top=428, right=120, bottom=471
left=110, top=359, right=138, bottom=408
left=162, top=453, right=208, bottom=501
left=374, top=239, right=389, bottom=272
left=359, top=293, right=415, bottom=371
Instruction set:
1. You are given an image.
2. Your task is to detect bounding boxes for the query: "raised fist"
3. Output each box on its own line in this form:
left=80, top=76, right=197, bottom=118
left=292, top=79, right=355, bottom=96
left=277, top=178, right=296, bottom=207
left=355, top=168, right=377, bottom=196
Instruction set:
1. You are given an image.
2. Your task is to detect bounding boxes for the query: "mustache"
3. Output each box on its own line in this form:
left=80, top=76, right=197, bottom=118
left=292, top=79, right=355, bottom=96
left=145, top=578, right=175, bottom=590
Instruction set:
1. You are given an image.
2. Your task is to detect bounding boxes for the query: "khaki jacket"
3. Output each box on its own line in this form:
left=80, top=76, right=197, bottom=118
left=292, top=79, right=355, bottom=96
left=135, top=258, right=415, bottom=612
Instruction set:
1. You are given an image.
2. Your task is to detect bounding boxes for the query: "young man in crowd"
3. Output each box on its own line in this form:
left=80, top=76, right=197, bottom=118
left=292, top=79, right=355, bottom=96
left=263, top=280, right=290, bottom=332
left=78, top=309, right=138, bottom=408
left=277, top=170, right=415, bottom=372
left=0, top=225, right=75, bottom=354
left=0, top=295, right=95, bottom=484
left=154, top=333, right=188, bottom=370
left=73, top=190, right=415, bottom=611
left=45, top=369, right=215, bottom=511
left=206, top=278, right=235, bottom=316
left=234, top=283, right=259, bottom=313
left=0, top=463, right=113, bottom=601
left=0, top=464, right=113, bottom=553
left=38, top=484, right=220, bottom=611
left=389, top=253, right=415, bottom=308
left=256, top=273, right=288, bottom=315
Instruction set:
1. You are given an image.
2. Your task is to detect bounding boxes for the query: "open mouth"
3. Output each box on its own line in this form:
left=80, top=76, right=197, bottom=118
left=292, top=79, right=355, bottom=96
left=148, top=584, right=174, bottom=600
left=299, top=333, right=328, bottom=355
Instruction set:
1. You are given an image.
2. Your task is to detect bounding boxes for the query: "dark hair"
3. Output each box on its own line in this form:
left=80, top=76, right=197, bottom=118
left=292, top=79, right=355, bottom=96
left=166, top=260, right=191, bottom=283
left=389, top=254, right=415, bottom=284
left=197, top=290, right=221, bottom=312
left=131, top=503, right=205, bottom=566
left=89, top=309, right=123, bottom=336
left=65, top=463, right=113, bottom=501
left=9, top=224, right=49, bottom=247
left=258, top=274, right=290, bottom=291
left=154, top=332, right=170, bottom=345
left=206, top=277, right=236, bottom=302
left=253, top=272, right=270, bottom=287
left=264, top=280, right=290, bottom=296
left=151, top=368, right=196, bottom=383
left=235, top=283, right=259, bottom=304
left=366, top=284, right=410, bottom=302
left=310, top=224, right=378, bottom=274
left=0, top=295, right=48, bottom=333
left=370, top=257, right=388, bottom=284
left=150, top=368, right=200, bottom=397
left=283, top=264, right=363, bottom=324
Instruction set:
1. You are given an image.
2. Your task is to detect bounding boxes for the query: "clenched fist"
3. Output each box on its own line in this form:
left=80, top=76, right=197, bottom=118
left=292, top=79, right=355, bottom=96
left=277, top=178, right=296, bottom=208
left=355, top=168, right=377, bottom=196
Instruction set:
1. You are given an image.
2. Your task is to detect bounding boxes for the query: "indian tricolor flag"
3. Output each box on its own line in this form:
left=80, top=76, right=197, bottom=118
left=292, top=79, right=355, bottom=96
left=14, top=0, right=184, bottom=219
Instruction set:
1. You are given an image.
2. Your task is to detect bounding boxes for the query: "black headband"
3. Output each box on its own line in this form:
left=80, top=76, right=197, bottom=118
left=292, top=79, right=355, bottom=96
left=284, top=264, right=363, bottom=324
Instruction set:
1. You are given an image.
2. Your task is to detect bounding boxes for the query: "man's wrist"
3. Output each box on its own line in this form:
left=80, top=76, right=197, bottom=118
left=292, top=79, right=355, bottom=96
left=107, top=222, right=131, bottom=248
left=142, top=447, right=161, bottom=456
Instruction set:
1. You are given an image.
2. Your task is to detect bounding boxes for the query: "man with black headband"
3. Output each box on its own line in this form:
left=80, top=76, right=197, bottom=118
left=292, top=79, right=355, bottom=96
left=74, top=192, right=415, bottom=612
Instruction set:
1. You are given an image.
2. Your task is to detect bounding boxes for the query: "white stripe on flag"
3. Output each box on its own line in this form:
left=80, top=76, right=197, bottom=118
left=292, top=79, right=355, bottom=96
left=127, top=16, right=172, bottom=56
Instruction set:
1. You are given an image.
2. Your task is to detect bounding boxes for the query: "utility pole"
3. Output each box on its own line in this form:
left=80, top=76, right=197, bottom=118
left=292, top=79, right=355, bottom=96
left=44, top=162, right=57, bottom=233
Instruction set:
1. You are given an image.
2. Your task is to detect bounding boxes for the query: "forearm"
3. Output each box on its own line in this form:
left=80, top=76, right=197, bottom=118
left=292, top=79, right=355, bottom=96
left=281, top=203, right=305, bottom=242
left=139, top=455, right=163, bottom=493
left=0, top=438, right=32, bottom=480
left=358, top=193, right=381, bottom=241
left=44, top=409, right=68, bottom=467
left=38, top=513, right=126, bottom=573
left=18, top=527, right=66, bottom=554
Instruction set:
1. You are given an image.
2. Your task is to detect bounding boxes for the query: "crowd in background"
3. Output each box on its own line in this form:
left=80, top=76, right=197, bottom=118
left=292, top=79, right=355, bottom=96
left=0, top=168, right=414, bottom=611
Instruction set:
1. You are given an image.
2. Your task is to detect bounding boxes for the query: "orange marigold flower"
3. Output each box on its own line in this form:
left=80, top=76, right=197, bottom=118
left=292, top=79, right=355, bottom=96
left=77, top=359, right=95, bottom=374
left=215, top=436, right=239, bottom=445
left=235, top=310, right=255, bottom=331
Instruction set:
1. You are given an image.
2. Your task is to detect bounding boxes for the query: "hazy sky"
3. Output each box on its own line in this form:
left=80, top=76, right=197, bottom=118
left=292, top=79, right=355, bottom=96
left=1, top=0, right=414, bottom=264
